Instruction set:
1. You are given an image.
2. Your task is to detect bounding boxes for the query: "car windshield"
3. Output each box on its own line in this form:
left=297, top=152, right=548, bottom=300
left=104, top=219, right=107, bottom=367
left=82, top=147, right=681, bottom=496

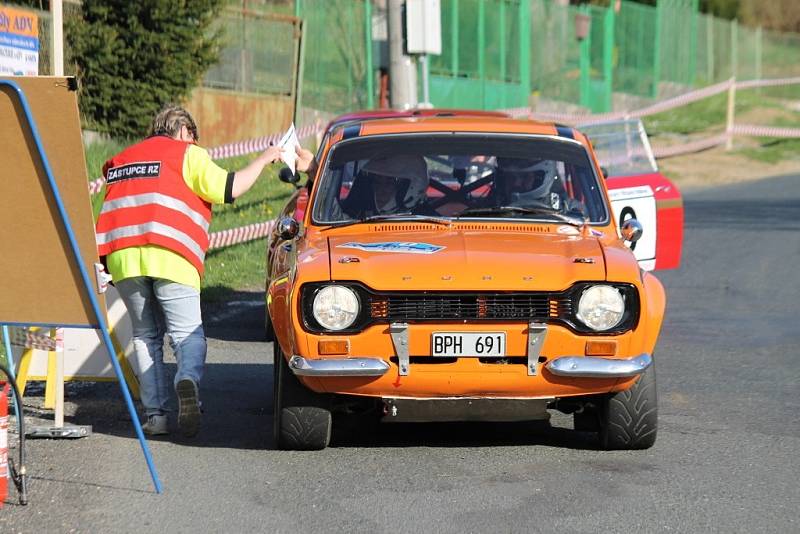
left=312, top=134, right=608, bottom=225
left=578, top=119, right=658, bottom=177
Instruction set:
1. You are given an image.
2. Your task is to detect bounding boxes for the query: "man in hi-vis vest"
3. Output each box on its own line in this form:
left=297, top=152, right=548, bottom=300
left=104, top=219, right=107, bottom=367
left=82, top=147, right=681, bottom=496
left=96, top=105, right=282, bottom=437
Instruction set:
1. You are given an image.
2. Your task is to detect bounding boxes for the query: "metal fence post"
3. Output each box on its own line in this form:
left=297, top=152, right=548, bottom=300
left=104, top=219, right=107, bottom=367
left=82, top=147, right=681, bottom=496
left=652, top=1, right=662, bottom=99
left=451, top=0, right=459, bottom=76
left=706, top=14, right=714, bottom=82
left=499, top=0, right=506, bottom=85
left=755, top=26, right=762, bottom=84
left=478, top=0, right=486, bottom=109
left=689, top=0, right=698, bottom=86
left=365, top=0, right=374, bottom=109
left=519, top=0, right=531, bottom=109
left=579, top=5, right=591, bottom=109
left=603, top=6, right=615, bottom=112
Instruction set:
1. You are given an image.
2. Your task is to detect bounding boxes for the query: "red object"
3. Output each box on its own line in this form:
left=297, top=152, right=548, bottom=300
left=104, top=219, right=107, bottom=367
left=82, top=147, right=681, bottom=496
left=0, top=381, right=9, bottom=508
left=96, top=136, right=213, bottom=274
left=606, top=173, right=684, bottom=270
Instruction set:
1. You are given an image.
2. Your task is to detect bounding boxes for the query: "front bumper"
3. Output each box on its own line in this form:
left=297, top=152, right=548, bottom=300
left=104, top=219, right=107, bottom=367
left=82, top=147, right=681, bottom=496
left=289, top=355, right=390, bottom=377
left=288, top=352, right=652, bottom=379
left=546, top=353, right=651, bottom=377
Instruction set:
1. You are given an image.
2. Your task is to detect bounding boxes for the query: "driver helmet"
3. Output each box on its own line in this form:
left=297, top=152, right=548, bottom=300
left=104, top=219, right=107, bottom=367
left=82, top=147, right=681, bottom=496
left=496, top=157, right=560, bottom=209
left=361, top=155, right=429, bottom=212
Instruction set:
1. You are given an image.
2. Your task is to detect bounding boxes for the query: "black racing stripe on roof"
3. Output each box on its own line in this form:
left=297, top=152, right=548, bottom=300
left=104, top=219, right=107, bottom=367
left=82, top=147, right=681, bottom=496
left=342, top=124, right=362, bottom=139
left=555, top=125, right=574, bottom=139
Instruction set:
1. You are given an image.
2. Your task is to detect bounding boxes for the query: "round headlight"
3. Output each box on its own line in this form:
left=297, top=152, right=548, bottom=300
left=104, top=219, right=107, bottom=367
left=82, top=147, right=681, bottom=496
left=312, top=285, right=360, bottom=331
left=576, top=285, right=625, bottom=331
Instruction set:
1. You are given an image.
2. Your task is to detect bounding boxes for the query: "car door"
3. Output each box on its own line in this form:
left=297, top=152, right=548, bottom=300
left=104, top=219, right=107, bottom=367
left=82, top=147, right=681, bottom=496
left=581, top=119, right=683, bottom=271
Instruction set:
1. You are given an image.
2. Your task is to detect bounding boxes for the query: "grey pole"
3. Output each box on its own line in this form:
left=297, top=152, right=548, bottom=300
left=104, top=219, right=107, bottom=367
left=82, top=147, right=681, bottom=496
left=388, top=0, right=418, bottom=109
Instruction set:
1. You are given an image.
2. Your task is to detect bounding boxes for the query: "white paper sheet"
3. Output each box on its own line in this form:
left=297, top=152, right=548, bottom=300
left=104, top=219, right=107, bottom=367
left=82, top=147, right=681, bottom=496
left=278, top=122, right=300, bottom=174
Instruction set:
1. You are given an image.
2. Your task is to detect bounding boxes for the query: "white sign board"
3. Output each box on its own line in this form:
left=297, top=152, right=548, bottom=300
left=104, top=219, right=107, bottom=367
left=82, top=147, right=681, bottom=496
left=0, top=6, right=39, bottom=76
left=609, top=185, right=657, bottom=272
left=11, top=285, right=138, bottom=379
left=406, top=0, right=442, bottom=55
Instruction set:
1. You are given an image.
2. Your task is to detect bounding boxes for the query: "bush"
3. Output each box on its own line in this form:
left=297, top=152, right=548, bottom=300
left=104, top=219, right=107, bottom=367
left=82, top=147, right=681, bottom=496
left=67, top=0, right=225, bottom=138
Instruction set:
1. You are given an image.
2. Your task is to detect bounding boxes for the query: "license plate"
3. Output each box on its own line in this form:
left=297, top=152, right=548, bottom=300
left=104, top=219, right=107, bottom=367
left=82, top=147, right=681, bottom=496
left=431, top=332, right=506, bottom=357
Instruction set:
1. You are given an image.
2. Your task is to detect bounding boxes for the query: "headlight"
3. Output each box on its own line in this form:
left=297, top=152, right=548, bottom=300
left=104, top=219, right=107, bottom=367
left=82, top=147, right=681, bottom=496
left=312, top=285, right=360, bottom=331
left=576, top=285, right=625, bottom=331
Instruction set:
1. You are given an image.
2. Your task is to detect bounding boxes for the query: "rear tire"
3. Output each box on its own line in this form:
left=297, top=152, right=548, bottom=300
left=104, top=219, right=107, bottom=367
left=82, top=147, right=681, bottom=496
left=599, top=362, right=658, bottom=450
left=272, top=346, right=332, bottom=450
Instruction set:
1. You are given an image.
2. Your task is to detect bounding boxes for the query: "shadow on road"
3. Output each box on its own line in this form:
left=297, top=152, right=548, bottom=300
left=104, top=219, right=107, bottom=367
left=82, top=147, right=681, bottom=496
left=201, top=287, right=267, bottom=342
left=684, top=198, right=800, bottom=231
left=45, top=356, right=599, bottom=453
left=331, top=417, right=600, bottom=451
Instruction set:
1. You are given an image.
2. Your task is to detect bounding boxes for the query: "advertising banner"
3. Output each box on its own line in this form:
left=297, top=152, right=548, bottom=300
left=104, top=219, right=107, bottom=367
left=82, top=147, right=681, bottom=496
left=0, top=6, right=39, bottom=76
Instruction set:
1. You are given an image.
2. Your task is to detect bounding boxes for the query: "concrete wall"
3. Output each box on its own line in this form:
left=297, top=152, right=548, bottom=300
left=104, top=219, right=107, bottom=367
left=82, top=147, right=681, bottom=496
left=187, top=87, right=294, bottom=152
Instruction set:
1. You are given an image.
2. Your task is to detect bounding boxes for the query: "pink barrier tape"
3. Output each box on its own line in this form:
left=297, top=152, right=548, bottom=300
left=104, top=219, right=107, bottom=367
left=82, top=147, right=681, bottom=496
left=208, top=220, right=275, bottom=251
left=651, top=134, right=729, bottom=159
left=735, top=77, right=800, bottom=89
left=87, top=121, right=326, bottom=195
left=524, top=79, right=736, bottom=125
left=207, top=121, right=324, bottom=160
left=11, top=327, right=63, bottom=351
left=732, top=124, right=800, bottom=138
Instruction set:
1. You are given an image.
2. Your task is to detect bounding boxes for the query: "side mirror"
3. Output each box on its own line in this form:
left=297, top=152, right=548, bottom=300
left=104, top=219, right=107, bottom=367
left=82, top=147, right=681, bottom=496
left=277, top=216, right=299, bottom=241
left=278, top=167, right=300, bottom=187
left=621, top=218, right=643, bottom=243
left=600, top=166, right=609, bottom=179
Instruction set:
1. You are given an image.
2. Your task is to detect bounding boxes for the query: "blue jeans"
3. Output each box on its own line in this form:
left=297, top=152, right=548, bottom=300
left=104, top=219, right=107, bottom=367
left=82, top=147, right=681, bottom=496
left=116, top=277, right=206, bottom=416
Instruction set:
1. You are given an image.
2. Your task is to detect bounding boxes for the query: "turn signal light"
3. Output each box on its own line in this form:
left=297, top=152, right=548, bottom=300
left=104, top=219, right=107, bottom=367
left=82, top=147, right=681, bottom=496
left=585, top=340, right=617, bottom=356
left=318, top=339, right=350, bottom=355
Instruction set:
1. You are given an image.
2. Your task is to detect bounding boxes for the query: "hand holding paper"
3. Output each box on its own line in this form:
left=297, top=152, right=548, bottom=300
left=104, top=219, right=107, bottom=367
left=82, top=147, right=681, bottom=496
left=278, top=123, right=301, bottom=174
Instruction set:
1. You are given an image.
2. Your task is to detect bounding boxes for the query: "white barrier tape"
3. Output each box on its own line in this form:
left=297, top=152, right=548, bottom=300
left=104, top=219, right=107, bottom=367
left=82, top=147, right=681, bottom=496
left=525, top=79, right=736, bottom=125
left=208, top=220, right=275, bottom=251
left=651, top=133, right=729, bottom=159
left=11, top=327, right=64, bottom=351
left=731, top=124, right=800, bottom=138
left=207, top=121, right=324, bottom=160
left=735, top=77, right=800, bottom=89
left=87, top=121, right=326, bottom=195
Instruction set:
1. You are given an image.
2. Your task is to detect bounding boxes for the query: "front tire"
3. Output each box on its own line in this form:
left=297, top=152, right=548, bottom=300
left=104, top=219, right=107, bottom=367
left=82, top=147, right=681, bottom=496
left=264, top=305, right=275, bottom=342
left=272, top=346, right=332, bottom=450
left=599, top=362, right=658, bottom=450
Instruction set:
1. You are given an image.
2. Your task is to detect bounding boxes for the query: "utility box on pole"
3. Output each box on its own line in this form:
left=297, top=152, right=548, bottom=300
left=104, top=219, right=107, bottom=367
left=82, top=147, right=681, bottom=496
left=405, top=0, right=441, bottom=108
left=405, top=0, right=441, bottom=55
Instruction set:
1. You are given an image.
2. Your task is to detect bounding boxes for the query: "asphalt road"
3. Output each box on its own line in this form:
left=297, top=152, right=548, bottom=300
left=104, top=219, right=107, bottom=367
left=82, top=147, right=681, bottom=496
left=2, top=174, right=799, bottom=533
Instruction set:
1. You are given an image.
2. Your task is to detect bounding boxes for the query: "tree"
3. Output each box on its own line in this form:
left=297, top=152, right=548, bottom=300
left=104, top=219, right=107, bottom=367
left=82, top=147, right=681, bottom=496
left=66, top=0, right=225, bottom=138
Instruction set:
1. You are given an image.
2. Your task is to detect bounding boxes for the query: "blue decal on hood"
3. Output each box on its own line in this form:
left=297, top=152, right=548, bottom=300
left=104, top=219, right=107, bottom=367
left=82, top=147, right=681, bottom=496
left=337, top=242, right=445, bottom=254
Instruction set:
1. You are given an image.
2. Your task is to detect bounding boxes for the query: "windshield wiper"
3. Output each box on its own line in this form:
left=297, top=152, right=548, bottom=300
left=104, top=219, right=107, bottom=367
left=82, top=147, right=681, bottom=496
left=457, top=206, right=585, bottom=226
left=322, top=212, right=452, bottom=231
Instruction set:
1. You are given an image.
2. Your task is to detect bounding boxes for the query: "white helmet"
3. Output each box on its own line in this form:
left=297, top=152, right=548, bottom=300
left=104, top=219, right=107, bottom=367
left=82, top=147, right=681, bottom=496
left=361, top=155, right=429, bottom=209
left=497, top=158, right=560, bottom=208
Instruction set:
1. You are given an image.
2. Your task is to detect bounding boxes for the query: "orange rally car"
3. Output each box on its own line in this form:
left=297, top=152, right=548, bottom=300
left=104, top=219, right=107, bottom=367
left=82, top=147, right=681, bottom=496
left=266, top=115, right=666, bottom=451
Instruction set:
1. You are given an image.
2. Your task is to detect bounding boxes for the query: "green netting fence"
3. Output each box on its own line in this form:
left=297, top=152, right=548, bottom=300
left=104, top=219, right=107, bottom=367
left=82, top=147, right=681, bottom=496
left=11, top=0, right=800, bottom=121
left=428, top=0, right=530, bottom=110
left=295, top=0, right=372, bottom=114
left=203, top=8, right=298, bottom=95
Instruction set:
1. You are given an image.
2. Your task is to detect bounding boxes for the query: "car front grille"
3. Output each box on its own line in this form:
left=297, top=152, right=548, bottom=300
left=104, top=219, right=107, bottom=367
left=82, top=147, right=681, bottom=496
left=369, top=292, right=573, bottom=321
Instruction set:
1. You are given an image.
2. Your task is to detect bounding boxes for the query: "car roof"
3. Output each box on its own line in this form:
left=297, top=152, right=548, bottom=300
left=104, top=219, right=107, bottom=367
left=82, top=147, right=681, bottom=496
left=328, top=115, right=586, bottom=143
left=324, top=108, right=510, bottom=133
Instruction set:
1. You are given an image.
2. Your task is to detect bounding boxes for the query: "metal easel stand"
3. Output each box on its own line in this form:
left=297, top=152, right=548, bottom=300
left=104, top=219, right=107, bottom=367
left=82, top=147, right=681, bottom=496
left=1, top=79, right=162, bottom=493
left=23, top=328, right=92, bottom=439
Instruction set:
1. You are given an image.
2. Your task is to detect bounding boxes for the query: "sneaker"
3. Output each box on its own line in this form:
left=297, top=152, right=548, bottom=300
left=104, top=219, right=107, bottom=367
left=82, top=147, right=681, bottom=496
left=142, top=414, right=169, bottom=436
left=176, top=378, right=201, bottom=437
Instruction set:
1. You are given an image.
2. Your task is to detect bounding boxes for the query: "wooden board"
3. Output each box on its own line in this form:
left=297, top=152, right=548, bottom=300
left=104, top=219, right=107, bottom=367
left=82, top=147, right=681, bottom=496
left=0, top=76, right=105, bottom=326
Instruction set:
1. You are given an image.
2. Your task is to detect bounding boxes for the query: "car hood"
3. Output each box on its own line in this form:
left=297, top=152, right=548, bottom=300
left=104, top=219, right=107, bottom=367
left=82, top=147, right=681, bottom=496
left=327, top=228, right=605, bottom=291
